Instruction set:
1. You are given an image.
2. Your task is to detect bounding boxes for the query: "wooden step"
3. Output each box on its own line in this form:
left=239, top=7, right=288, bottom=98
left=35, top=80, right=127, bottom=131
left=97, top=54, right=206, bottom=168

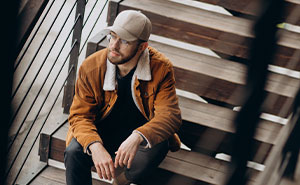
left=108, top=0, right=300, bottom=71
left=39, top=120, right=260, bottom=184
left=177, top=95, right=280, bottom=163
left=29, top=166, right=108, bottom=185
left=195, top=0, right=300, bottom=26
left=149, top=39, right=298, bottom=118
left=89, top=30, right=299, bottom=118
left=178, top=96, right=281, bottom=146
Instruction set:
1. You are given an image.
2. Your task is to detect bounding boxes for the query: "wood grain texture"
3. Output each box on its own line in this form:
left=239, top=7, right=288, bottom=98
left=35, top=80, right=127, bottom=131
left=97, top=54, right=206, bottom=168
left=195, top=0, right=300, bottom=26
left=112, top=0, right=300, bottom=71
left=29, top=166, right=110, bottom=185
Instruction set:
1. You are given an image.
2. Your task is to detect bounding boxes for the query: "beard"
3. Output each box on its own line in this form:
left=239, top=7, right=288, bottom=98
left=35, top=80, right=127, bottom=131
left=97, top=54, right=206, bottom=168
left=107, top=45, right=139, bottom=65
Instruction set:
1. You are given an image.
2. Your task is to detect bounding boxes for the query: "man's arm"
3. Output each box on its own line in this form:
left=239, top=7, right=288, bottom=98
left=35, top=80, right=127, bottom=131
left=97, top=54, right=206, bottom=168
left=114, top=132, right=144, bottom=169
left=135, top=61, right=182, bottom=147
left=68, top=66, right=102, bottom=153
left=69, top=65, right=116, bottom=180
left=89, top=142, right=115, bottom=181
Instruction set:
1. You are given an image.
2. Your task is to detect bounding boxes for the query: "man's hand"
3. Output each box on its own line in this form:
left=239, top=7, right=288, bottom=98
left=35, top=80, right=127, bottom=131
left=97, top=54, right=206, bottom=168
left=89, top=142, right=115, bottom=181
left=114, top=132, right=143, bottom=169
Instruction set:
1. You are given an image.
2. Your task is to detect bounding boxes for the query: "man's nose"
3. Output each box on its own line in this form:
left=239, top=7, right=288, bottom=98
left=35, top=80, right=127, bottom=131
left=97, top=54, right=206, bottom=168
left=110, top=38, right=120, bottom=49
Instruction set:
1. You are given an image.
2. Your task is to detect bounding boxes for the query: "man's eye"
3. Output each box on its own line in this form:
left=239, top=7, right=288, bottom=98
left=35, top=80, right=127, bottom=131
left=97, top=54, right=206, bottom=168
left=120, top=39, right=128, bottom=45
left=111, top=34, right=117, bottom=40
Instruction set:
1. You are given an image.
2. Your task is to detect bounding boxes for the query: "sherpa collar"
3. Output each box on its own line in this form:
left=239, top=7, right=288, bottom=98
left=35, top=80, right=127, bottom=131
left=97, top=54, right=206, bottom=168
left=103, top=48, right=151, bottom=91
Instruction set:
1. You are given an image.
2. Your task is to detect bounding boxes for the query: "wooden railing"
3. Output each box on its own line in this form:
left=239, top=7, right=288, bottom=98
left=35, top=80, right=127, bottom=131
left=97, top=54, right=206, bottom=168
left=6, top=0, right=109, bottom=184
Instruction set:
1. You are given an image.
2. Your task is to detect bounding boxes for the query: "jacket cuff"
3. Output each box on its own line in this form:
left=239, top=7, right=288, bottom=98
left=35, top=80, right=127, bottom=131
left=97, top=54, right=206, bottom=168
left=133, top=130, right=151, bottom=148
left=85, top=141, right=101, bottom=156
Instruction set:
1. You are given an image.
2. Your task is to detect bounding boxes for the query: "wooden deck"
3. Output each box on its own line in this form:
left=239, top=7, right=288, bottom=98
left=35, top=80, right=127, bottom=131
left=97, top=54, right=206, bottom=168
left=29, top=158, right=300, bottom=185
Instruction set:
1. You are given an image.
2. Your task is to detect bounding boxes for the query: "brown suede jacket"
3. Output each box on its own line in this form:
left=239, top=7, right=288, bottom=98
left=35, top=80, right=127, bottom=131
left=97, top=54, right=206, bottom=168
left=66, top=46, right=182, bottom=153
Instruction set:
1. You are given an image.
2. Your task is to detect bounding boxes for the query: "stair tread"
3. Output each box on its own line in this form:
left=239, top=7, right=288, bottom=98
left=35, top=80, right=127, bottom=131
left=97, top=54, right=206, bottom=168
left=47, top=129, right=259, bottom=184
left=149, top=39, right=299, bottom=98
left=121, top=0, right=300, bottom=50
left=195, top=0, right=300, bottom=26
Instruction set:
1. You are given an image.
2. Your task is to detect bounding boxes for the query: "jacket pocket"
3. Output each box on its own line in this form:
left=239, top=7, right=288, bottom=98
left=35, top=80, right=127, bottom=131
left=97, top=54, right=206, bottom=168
left=141, top=87, right=155, bottom=119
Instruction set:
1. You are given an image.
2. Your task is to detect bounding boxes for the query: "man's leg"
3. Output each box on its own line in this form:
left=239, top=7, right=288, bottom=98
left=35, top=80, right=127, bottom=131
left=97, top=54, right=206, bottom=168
left=64, top=138, right=94, bottom=185
left=124, top=140, right=169, bottom=184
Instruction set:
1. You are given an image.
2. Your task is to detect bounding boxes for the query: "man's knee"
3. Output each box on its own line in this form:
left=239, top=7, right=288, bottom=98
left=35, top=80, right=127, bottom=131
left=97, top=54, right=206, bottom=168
left=125, top=140, right=169, bottom=183
left=64, top=138, right=86, bottom=166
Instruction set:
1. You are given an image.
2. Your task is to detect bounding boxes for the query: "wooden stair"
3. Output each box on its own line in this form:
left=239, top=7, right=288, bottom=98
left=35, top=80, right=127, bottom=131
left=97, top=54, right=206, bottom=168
left=37, top=0, right=299, bottom=184
left=109, top=0, right=300, bottom=72
left=39, top=121, right=261, bottom=185
left=194, top=0, right=300, bottom=26
left=91, top=31, right=286, bottom=164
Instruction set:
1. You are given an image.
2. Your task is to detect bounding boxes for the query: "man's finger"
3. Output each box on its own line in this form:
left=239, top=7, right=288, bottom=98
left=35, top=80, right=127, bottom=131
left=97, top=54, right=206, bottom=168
left=103, top=163, right=112, bottom=180
left=114, top=151, right=120, bottom=168
left=96, top=165, right=103, bottom=179
left=100, top=165, right=108, bottom=179
left=109, top=162, right=116, bottom=179
left=123, top=154, right=129, bottom=166
left=118, top=152, right=125, bottom=167
left=127, top=156, right=134, bottom=169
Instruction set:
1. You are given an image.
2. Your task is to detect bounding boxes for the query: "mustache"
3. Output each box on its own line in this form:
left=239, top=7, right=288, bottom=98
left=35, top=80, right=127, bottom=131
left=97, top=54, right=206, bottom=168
left=109, top=48, right=120, bottom=54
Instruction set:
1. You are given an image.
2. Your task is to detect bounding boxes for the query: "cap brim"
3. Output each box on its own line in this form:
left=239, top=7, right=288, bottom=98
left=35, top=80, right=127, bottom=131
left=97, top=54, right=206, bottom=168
left=104, top=26, right=137, bottom=42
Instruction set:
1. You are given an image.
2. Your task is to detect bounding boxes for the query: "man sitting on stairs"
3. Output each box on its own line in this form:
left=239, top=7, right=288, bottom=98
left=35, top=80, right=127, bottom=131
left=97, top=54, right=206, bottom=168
left=64, top=10, right=182, bottom=185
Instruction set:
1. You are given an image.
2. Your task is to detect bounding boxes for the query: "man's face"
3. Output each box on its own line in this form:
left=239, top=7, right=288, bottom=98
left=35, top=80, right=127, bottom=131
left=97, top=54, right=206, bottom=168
left=107, top=32, right=140, bottom=65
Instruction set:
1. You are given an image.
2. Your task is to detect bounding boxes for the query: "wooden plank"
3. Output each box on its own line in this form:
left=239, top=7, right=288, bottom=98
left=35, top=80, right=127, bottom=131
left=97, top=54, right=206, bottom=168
left=112, top=0, right=300, bottom=71
left=257, top=113, right=299, bottom=185
left=49, top=137, right=65, bottom=163
left=195, top=0, right=300, bottom=26
left=45, top=134, right=260, bottom=184
left=62, top=0, right=86, bottom=113
left=86, top=31, right=107, bottom=57
left=149, top=40, right=298, bottom=117
left=179, top=120, right=273, bottom=164
left=160, top=152, right=259, bottom=184
left=106, top=0, right=123, bottom=26
left=178, top=96, right=281, bottom=145
left=38, top=133, right=51, bottom=162
left=16, top=0, right=49, bottom=56
left=160, top=154, right=227, bottom=184
left=29, top=166, right=109, bottom=185
left=141, top=168, right=210, bottom=185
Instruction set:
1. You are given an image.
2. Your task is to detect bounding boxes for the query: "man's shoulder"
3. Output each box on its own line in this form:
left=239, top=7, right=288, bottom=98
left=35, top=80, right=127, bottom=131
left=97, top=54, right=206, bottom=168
left=148, top=46, right=173, bottom=69
left=80, top=48, right=107, bottom=72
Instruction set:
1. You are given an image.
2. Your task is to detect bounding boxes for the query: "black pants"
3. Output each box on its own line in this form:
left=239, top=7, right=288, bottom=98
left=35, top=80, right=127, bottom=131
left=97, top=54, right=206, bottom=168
left=64, top=138, right=168, bottom=185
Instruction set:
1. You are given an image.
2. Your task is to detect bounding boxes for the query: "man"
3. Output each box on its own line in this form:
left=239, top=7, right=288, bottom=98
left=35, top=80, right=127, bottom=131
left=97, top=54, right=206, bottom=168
left=64, top=10, right=182, bottom=185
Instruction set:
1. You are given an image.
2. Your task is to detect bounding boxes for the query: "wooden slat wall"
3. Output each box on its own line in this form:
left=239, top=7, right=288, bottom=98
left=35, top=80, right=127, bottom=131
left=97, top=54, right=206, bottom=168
left=117, top=0, right=300, bottom=71
left=195, top=0, right=300, bottom=26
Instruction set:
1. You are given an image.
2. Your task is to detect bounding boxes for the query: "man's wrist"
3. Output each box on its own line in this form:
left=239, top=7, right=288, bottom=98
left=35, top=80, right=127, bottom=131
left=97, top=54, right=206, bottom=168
left=88, top=141, right=102, bottom=154
left=132, top=130, right=149, bottom=147
left=132, top=132, right=144, bottom=144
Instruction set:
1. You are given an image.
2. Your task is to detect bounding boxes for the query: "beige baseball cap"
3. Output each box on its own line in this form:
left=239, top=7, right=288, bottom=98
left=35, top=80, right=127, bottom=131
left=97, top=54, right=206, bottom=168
left=105, top=10, right=152, bottom=41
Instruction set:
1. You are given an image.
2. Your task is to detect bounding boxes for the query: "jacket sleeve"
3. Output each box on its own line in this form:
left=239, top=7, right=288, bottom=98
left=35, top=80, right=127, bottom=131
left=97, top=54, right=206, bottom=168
left=68, top=66, right=102, bottom=153
left=136, top=62, right=182, bottom=147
